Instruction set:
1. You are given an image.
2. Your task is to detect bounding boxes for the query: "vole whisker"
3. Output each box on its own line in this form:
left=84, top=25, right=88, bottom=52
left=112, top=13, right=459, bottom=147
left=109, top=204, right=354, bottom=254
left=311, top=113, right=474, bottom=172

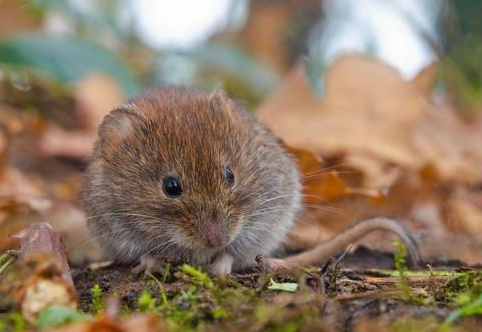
left=255, top=193, right=336, bottom=208
left=299, top=162, right=351, bottom=177
left=134, top=237, right=181, bottom=268
left=69, top=223, right=146, bottom=249
left=300, top=170, right=357, bottom=181
left=85, top=212, right=160, bottom=220
left=301, top=204, right=345, bottom=215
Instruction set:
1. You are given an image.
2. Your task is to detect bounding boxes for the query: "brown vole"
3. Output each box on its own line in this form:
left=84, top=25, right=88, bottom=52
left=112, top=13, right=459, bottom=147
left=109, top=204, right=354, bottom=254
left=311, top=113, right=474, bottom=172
left=82, top=87, right=418, bottom=274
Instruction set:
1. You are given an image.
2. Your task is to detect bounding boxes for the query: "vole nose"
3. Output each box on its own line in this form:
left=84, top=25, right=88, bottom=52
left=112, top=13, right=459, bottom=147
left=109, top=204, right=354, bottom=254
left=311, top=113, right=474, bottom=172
left=204, top=221, right=229, bottom=248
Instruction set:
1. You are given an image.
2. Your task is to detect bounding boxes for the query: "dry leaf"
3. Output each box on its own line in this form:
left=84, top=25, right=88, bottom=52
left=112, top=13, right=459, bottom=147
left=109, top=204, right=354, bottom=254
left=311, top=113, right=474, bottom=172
left=258, top=53, right=482, bottom=187
left=38, top=73, right=124, bottom=160
left=73, top=73, right=125, bottom=131
left=0, top=223, right=77, bottom=323
left=411, top=62, right=439, bottom=96
left=447, top=196, right=482, bottom=235
left=0, top=167, right=52, bottom=215
left=260, top=54, right=482, bottom=256
left=38, top=125, right=96, bottom=160
left=0, top=0, right=41, bottom=38
left=44, top=314, right=167, bottom=332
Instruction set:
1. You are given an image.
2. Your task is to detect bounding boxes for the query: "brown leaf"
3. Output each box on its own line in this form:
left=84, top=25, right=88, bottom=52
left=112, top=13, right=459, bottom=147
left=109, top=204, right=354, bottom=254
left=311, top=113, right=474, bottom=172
left=258, top=54, right=482, bottom=187
left=0, top=223, right=77, bottom=323
left=45, top=314, right=167, bottom=332
left=0, top=0, right=41, bottom=38
left=73, top=73, right=125, bottom=131
left=38, top=125, right=96, bottom=160
left=258, top=55, right=482, bottom=256
left=447, top=196, right=482, bottom=235
left=289, top=148, right=384, bottom=204
left=410, top=62, right=439, bottom=96
left=0, top=167, right=52, bottom=216
left=38, top=73, right=124, bottom=160
left=258, top=55, right=425, bottom=169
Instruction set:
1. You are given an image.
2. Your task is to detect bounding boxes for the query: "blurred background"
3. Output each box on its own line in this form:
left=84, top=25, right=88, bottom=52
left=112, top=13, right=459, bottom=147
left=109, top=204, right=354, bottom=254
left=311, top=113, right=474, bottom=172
left=1, top=0, right=482, bottom=266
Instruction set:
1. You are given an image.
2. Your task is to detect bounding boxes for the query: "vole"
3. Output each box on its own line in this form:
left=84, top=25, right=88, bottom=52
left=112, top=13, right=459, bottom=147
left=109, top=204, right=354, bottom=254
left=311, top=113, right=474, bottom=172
left=82, top=87, right=418, bottom=275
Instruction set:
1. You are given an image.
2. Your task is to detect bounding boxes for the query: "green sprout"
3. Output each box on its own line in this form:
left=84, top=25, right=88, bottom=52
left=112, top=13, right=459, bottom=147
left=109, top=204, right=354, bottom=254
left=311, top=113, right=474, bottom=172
left=90, top=284, right=104, bottom=314
left=138, top=290, right=157, bottom=312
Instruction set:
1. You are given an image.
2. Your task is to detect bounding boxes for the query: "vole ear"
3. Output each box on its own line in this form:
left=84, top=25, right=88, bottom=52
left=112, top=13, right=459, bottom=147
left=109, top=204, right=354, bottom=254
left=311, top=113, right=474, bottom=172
left=209, top=89, right=235, bottom=115
left=97, top=103, right=142, bottom=158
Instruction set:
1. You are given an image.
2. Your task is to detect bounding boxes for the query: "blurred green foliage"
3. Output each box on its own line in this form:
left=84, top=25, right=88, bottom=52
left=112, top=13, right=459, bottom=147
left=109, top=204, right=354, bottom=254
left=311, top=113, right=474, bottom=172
left=36, top=306, right=90, bottom=329
left=439, top=0, right=482, bottom=115
left=1, top=0, right=482, bottom=114
left=0, top=35, right=140, bottom=95
left=0, top=0, right=277, bottom=108
left=157, top=45, right=278, bottom=109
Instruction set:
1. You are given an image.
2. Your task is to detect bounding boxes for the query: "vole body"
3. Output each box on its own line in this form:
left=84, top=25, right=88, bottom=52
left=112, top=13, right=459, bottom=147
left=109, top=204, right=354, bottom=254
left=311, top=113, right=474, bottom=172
left=82, top=87, right=301, bottom=274
left=83, top=87, right=418, bottom=275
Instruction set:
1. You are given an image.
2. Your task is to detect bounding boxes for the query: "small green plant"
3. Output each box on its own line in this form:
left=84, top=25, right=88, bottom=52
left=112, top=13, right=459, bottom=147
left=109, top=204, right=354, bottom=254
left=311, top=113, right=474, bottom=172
left=439, top=271, right=482, bottom=327
left=0, top=313, right=27, bottom=332
left=0, top=251, right=18, bottom=276
left=180, top=264, right=213, bottom=289
left=444, top=292, right=482, bottom=326
left=393, top=241, right=407, bottom=278
left=392, top=241, right=419, bottom=303
left=138, top=290, right=157, bottom=312
left=146, top=272, right=168, bottom=308
left=90, top=284, right=104, bottom=314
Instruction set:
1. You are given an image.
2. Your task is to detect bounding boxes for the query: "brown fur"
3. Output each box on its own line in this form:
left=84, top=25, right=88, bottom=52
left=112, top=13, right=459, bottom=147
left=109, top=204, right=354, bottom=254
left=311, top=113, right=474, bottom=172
left=82, top=87, right=301, bottom=272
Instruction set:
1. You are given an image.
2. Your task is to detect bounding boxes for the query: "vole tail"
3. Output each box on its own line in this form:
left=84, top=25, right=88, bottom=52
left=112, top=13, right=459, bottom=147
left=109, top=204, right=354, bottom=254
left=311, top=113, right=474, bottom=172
left=284, top=217, right=419, bottom=267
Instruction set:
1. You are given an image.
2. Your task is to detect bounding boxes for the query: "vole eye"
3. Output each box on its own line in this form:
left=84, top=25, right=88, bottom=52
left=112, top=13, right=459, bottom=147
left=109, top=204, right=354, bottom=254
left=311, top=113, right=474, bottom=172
left=162, top=177, right=182, bottom=197
left=224, top=167, right=234, bottom=185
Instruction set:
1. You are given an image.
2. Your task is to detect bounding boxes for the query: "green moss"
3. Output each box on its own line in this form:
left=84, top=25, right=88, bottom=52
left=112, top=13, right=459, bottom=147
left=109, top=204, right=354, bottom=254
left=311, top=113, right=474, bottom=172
left=0, top=313, right=27, bottom=332
left=437, top=271, right=482, bottom=305
left=90, top=284, right=104, bottom=314
left=138, top=290, right=156, bottom=312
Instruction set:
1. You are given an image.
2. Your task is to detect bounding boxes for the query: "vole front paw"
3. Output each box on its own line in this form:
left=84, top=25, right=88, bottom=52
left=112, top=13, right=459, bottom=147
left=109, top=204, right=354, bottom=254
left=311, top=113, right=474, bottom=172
left=209, top=253, right=233, bottom=275
left=263, top=258, right=298, bottom=270
left=131, top=255, right=165, bottom=275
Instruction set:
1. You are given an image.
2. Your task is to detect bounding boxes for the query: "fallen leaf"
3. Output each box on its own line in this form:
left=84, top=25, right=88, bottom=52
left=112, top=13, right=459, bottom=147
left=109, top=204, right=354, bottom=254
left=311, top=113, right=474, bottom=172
left=0, top=0, right=41, bottom=39
left=290, top=148, right=384, bottom=204
left=258, top=55, right=425, bottom=174
left=0, top=167, right=52, bottom=215
left=258, top=54, right=482, bottom=258
left=38, top=73, right=124, bottom=160
left=258, top=54, right=482, bottom=187
left=37, top=125, right=96, bottom=160
left=73, top=73, right=125, bottom=131
left=411, top=62, right=439, bottom=96
left=447, top=196, right=482, bottom=235
left=0, top=223, right=77, bottom=323
left=44, top=314, right=167, bottom=332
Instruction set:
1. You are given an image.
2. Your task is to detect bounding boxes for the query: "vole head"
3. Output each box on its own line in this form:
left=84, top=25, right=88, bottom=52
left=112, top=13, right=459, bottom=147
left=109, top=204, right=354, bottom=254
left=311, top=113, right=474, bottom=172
left=94, top=88, right=264, bottom=252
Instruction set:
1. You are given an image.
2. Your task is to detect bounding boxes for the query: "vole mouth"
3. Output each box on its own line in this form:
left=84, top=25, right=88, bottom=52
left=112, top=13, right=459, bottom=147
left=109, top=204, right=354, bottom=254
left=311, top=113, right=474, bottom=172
left=187, top=235, right=235, bottom=253
left=174, top=217, right=241, bottom=252
left=173, top=231, right=231, bottom=253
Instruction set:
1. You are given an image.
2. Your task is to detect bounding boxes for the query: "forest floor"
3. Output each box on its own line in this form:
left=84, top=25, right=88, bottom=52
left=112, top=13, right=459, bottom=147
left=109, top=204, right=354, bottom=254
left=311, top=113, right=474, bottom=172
left=64, top=247, right=482, bottom=332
